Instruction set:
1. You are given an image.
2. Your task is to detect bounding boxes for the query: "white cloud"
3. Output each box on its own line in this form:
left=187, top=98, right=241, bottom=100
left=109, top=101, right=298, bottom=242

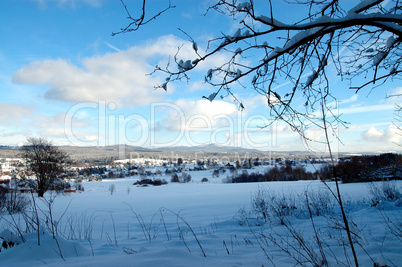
left=34, top=113, right=91, bottom=129
left=332, top=94, right=358, bottom=107
left=338, top=104, right=394, bottom=115
left=0, top=102, right=99, bottom=145
left=12, top=35, right=231, bottom=108
left=361, top=125, right=400, bottom=143
left=0, top=129, right=32, bottom=138
left=188, top=80, right=211, bottom=92
left=385, top=87, right=402, bottom=103
left=37, top=127, right=99, bottom=144
left=13, top=51, right=162, bottom=108
left=241, top=94, right=267, bottom=111
left=32, top=0, right=102, bottom=8
left=160, top=99, right=239, bottom=132
left=0, top=103, right=34, bottom=125
left=304, top=128, right=325, bottom=142
left=38, top=128, right=68, bottom=138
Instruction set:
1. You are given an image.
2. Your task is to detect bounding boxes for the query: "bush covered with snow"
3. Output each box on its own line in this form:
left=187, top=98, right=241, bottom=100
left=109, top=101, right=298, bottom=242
left=171, top=173, right=191, bottom=183
left=369, top=181, right=401, bottom=207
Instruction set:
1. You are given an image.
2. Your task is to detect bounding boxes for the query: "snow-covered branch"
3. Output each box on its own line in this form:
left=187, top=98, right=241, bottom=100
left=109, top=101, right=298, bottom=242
left=116, top=0, right=402, bottom=132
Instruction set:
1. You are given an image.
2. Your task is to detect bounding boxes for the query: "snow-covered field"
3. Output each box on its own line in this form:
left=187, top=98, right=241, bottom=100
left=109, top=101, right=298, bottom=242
left=0, top=170, right=401, bottom=266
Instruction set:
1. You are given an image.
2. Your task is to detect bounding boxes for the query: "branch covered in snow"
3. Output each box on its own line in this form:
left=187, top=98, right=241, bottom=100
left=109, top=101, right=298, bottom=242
left=116, top=0, right=402, bottom=135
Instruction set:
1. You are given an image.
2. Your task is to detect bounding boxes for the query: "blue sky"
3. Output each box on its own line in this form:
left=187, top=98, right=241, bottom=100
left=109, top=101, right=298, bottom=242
left=0, top=0, right=401, bottom=153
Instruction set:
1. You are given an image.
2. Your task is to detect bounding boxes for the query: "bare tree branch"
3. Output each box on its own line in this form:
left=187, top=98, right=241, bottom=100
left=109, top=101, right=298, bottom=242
left=114, top=0, right=402, bottom=141
left=112, top=0, right=176, bottom=35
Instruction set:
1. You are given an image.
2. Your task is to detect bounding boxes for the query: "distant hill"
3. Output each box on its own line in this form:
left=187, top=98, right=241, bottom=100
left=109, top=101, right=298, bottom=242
left=158, top=144, right=264, bottom=154
left=0, top=144, right=391, bottom=162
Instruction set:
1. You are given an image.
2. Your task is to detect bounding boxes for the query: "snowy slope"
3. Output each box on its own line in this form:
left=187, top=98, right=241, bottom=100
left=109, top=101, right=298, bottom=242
left=0, top=173, right=401, bottom=266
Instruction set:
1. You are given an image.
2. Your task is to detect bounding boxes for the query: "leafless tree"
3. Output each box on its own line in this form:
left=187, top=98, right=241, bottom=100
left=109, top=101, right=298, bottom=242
left=114, top=1, right=402, bottom=266
left=115, top=0, right=401, bottom=138
left=20, top=137, right=68, bottom=198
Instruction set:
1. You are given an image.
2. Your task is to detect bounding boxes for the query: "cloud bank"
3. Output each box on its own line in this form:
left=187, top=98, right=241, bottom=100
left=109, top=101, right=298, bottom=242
left=361, top=125, right=400, bottom=143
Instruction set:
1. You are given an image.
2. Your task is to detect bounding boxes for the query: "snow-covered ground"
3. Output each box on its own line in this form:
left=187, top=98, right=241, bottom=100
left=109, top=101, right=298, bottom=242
left=0, top=170, right=401, bottom=266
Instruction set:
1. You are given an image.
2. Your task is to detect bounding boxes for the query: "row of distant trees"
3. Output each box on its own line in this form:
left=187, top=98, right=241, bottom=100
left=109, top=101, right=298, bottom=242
left=225, top=153, right=402, bottom=184
left=319, top=153, right=402, bottom=183
left=224, top=166, right=315, bottom=183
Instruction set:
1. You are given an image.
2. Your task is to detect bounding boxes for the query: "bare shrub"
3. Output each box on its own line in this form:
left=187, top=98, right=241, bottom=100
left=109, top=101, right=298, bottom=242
left=74, top=182, right=84, bottom=191
left=251, top=186, right=298, bottom=225
left=268, top=193, right=298, bottom=225
left=60, top=211, right=96, bottom=241
left=304, top=189, right=335, bottom=217
left=0, top=192, right=30, bottom=215
left=180, top=173, right=191, bottom=183
left=251, top=186, right=269, bottom=223
left=109, top=184, right=116, bottom=195
left=171, top=173, right=179, bottom=183
left=380, top=211, right=402, bottom=242
left=262, top=219, right=329, bottom=267
left=368, top=181, right=401, bottom=206
left=248, top=187, right=352, bottom=266
left=171, top=173, right=191, bottom=183
left=251, top=186, right=337, bottom=226
left=0, top=189, right=6, bottom=213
